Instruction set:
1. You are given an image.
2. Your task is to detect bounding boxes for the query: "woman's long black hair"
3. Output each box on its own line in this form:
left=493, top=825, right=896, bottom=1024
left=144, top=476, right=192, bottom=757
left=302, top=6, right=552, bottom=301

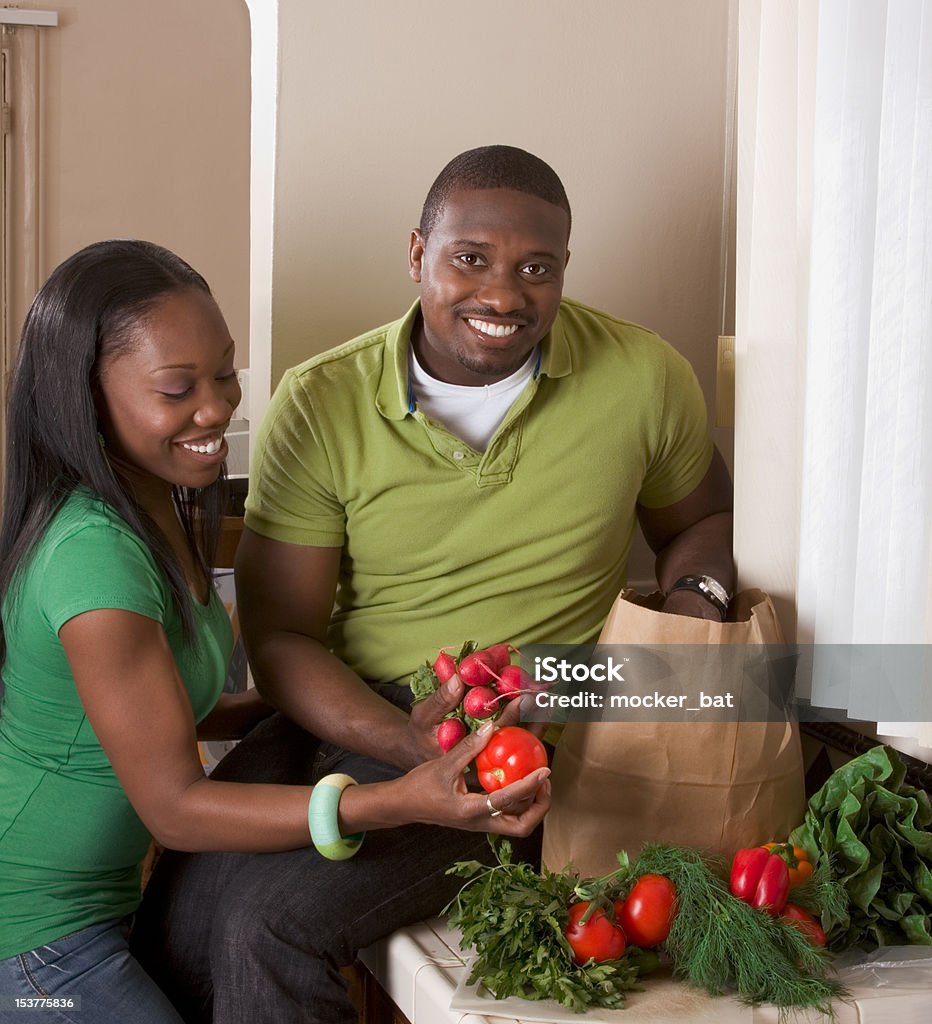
left=0, top=239, right=228, bottom=665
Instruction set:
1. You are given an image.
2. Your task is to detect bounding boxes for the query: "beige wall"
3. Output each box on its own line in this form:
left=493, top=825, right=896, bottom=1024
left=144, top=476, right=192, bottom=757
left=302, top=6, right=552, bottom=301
left=3, top=0, right=250, bottom=359
left=263, top=0, right=733, bottom=582
left=271, top=0, right=732, bottom=384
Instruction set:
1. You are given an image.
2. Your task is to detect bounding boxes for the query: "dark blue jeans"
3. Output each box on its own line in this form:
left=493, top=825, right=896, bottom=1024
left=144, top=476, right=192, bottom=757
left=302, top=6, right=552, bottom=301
left=131, top=708, right=541, bottom=1024
left=0, top=919, right=183, bottom=1024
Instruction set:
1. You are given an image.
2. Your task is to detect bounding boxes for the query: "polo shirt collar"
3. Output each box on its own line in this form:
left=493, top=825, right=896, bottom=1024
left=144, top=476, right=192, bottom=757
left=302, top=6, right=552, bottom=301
left=539, top=306, right=573, bottom=379
left=376, top=301, right=421, bottom=421
left=376, top=299, right=574, bottom=421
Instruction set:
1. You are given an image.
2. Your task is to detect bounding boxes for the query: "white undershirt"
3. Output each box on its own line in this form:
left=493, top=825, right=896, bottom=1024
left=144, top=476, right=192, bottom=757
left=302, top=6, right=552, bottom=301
left=408, top=346, right=538, bottom=452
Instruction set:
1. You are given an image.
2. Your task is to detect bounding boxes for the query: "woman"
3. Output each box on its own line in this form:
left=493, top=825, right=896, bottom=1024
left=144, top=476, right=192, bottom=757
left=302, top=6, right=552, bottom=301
left=0, top=241, right=550, bottom=1023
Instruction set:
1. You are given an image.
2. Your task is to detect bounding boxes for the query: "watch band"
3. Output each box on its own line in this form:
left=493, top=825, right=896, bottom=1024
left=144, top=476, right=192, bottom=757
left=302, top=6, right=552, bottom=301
left=669, top=574, right=731, bottom=619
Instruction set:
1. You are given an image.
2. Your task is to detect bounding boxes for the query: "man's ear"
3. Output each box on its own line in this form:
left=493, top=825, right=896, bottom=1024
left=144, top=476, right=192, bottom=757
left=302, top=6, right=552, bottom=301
left=408, top=229, right=425, bottom=283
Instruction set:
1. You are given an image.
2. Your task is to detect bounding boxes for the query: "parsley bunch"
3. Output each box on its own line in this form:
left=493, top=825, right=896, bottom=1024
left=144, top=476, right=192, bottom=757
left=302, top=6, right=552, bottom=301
left=445, top=839, right=646, bottom=1012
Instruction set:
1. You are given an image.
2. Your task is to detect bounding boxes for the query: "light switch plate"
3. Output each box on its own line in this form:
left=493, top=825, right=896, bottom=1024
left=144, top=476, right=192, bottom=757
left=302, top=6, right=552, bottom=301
left=716, top=335, right=735, bottom=428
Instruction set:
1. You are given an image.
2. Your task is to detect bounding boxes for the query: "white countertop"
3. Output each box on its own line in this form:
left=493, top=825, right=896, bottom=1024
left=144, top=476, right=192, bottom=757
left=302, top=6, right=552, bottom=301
left=359, top=919, right=932, bottom=1024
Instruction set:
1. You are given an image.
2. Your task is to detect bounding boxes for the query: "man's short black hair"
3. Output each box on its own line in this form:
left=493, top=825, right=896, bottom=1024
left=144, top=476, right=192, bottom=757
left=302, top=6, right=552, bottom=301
left=419, top=145, right=571, bottom=238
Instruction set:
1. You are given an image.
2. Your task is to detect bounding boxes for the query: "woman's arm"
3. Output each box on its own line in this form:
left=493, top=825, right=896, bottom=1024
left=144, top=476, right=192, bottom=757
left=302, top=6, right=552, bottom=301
left=195, top=688, right=276, bottom=741
left=61, top=608, right=548, bottom=853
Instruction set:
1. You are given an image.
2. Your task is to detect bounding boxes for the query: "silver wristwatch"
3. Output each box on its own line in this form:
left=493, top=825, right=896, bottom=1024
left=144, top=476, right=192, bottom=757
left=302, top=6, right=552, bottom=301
left=669, top=574, right=731, bottom=618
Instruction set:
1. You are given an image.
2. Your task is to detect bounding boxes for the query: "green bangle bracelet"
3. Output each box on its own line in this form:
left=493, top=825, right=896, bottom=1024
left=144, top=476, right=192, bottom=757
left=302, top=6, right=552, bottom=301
left=307, top=773, right=365, bottom=861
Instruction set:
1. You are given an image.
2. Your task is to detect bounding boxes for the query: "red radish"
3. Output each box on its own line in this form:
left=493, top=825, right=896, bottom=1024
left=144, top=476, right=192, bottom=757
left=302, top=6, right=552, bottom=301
left=436, top=717, right=467, bottom=751
left=433, top=651, right=457, bottom=683
left=494, top=664, right=532, bottom=700
left=462, top=685, right=499, bottom=719
left=485, top=643, right=513, bottom=672
left=458, top=651, right=497, bottom=687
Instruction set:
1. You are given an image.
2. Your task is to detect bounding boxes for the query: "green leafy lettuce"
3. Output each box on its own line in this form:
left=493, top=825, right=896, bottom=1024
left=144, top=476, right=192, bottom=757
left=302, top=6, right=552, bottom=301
left=789, top=744, right=932, bottom=950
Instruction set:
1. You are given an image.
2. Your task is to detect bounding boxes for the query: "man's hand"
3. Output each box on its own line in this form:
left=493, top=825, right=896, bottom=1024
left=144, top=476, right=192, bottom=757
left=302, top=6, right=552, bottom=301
left=660, top=588, right=726, bottom=621
left=405, top=674, right=468, bottom=764
left=405, top=673, right=548, bottom=765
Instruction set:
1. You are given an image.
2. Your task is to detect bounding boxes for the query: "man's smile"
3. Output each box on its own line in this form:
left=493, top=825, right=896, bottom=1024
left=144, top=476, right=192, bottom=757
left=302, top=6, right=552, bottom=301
left=466, top=318, right=521, bottom=339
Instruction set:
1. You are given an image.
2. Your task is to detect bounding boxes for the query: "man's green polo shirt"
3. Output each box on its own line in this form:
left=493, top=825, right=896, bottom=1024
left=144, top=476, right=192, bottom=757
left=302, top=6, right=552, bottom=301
left=245, top=298, right=713, bottom=685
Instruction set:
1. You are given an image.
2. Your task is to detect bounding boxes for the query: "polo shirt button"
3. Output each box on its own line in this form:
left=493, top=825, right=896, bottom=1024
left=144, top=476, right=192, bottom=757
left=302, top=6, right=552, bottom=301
left=452, top=451, right=465, bottom=461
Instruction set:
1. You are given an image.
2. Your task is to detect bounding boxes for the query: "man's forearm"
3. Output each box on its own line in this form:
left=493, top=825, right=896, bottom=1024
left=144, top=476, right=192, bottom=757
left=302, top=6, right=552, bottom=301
left=653, top=510, right=735, bottom=594
left=654, top=510, right=735, bottom=619
left=246, top=632, right=419, bottom=769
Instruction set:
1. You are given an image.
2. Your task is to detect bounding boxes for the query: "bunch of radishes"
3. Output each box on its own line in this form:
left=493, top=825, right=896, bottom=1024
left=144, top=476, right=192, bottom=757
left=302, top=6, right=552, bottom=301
left=411, top=640, right=536, bottom=751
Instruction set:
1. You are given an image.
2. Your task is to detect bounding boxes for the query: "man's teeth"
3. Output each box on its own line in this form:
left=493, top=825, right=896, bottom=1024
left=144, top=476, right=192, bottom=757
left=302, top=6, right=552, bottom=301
left=182, top=437, right=223, bottom=455
left=467, top=318, right=519, bottom=338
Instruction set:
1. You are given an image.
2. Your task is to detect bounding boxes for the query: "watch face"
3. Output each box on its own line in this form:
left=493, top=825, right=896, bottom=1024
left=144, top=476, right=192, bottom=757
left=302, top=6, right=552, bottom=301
left=699, top=577, right=729, bottom=604
left=670, top=575, right=730, bottom=612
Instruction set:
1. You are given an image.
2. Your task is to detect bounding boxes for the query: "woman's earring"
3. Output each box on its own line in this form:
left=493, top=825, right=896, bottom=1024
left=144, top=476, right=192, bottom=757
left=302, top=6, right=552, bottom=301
left=97, top=431, right=106, bottom=449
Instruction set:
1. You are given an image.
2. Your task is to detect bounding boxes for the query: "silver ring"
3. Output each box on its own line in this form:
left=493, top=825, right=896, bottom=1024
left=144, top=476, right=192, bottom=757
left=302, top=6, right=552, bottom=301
left=486, top=795, right=503, bottom=818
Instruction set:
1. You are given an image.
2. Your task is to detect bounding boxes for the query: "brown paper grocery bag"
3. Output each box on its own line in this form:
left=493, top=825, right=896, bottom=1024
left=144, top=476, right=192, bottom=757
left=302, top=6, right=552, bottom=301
left=541, top=589, right=806, bottom=877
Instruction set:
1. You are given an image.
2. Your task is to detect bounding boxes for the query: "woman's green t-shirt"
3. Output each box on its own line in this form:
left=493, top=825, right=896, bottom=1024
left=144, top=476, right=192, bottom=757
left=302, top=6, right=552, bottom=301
left=0, top=490, right=231, bottom=958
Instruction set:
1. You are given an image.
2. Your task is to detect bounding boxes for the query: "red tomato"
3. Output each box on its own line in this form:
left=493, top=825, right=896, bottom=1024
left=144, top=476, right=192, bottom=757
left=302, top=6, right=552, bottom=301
left=618, top=874, right=677, bottom=948
left=781, top=903, right=827, bottom=946
left=563, top=901, right=626, bottom=965
left=474, top=726, right=548, bottom=792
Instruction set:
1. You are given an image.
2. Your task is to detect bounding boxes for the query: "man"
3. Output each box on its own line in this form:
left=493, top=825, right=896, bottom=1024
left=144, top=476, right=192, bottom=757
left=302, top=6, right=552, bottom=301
left=134, top=145, right=734, bottom=1024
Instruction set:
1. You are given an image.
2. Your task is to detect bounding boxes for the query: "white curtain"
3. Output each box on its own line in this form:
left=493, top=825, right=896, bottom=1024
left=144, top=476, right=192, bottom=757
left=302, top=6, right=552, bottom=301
left=795, top=0, right=932, bottom=740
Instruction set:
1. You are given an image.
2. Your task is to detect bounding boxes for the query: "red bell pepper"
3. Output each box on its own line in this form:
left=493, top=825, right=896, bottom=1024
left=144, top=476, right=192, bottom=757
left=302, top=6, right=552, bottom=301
left=729, top=847, right=790, bottom=915
left=781, top=903, right=827, bottom=946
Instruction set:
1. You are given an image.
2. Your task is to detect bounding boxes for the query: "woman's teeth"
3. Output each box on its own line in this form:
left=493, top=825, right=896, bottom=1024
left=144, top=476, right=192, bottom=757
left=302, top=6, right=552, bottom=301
left=182, top=437, right=222, bottom=455
left=467, top=318, right=519, bottom=338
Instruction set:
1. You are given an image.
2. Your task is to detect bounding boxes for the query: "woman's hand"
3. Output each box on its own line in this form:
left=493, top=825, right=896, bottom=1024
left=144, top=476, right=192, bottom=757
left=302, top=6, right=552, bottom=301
left=343, top=723, right=551, bottom=839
